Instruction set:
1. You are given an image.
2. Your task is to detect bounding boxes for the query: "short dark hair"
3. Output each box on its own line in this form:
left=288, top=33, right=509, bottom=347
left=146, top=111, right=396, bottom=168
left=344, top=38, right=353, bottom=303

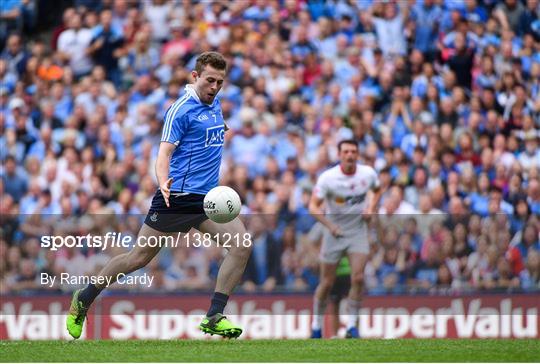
left=195, top=52, right=227, bottom=74
left=4, top=155, right=15, bottom=164
left=489, top=185, right=503, bottom=195
left=337, top=139, right=358, bottom=152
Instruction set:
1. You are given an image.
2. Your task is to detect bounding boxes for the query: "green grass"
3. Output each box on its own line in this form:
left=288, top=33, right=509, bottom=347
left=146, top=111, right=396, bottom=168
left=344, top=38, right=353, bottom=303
left=1, top=339, right=539, bottom=362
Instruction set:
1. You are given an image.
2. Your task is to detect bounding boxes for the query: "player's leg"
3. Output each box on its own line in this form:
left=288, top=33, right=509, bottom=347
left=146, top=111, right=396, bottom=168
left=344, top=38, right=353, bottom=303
left=66, top=223, right=164, bottom=339
left=93, top=224, right=165, bottom=289
left=311, top=261, right=338, bottom=338
left=197, top=216, right=251, bottom=338
left=311, top=230, right=342, bottom=338
left=330, top=274, right=351, bottom=338
left=345, top=251, right=369, bottom=338
left=328, top=289, right=341, bottom=338
left=199, top=217, right=251, bottom=295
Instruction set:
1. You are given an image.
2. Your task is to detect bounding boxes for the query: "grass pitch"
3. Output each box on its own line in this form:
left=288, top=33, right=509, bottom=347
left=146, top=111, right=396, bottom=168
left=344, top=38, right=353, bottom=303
left=1, top=339, right=539, bottom=362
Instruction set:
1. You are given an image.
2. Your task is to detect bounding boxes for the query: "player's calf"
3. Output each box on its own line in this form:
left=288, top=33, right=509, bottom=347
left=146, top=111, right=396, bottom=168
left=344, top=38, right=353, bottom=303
left=66, top=225, right=163, bottom=339
left=350, top=271, right=364, bottom=290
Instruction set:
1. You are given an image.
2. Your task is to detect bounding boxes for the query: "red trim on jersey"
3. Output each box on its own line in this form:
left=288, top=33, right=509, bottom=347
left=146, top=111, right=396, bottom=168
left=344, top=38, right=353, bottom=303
left=340, top=164, right=356, bottom=176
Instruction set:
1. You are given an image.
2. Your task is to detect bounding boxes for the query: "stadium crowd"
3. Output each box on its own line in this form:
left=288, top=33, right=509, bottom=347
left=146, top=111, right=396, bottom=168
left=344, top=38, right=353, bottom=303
left=1, top=0, right=540, bottom=295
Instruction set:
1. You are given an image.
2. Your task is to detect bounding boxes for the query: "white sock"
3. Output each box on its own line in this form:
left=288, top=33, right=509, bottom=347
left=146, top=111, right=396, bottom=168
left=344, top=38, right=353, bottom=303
left=346, top=298, right=362, bottom=330
left=311, top=297, right=328, bottom=330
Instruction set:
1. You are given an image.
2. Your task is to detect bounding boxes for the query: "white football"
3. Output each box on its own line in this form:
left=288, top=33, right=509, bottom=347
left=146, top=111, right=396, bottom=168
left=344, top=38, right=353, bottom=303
left=203, top=186, right=241, bottom=223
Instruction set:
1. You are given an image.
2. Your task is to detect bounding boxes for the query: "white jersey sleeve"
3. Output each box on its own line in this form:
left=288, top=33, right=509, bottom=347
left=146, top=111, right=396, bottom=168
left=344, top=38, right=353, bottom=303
left=313, top=171, right=330, bottom=200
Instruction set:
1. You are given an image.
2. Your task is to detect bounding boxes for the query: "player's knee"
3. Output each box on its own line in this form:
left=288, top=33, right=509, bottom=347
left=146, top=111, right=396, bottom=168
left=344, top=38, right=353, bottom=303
left=321, top=276, right=336, bottom=290
left=231, top=242, right=252, bottom=259
left=350, top=272, right=364, bottom=286
left=232, top=227, right=253, bottom=257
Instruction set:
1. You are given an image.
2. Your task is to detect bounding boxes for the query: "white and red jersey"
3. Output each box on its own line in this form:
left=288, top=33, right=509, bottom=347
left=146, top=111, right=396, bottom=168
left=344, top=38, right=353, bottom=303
left=313, top=164, right=380, bottom=235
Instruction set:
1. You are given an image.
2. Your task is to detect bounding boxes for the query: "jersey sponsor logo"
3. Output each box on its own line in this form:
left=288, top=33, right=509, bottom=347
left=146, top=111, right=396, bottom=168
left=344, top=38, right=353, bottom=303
left=205, top=125, right=224, bottom=147
left=333, top=193, right=366, bottom=206
left=334, top=196, right=346, bottom=205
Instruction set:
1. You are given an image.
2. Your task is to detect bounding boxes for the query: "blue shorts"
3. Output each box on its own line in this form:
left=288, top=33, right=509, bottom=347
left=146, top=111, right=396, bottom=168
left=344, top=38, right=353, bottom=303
left=144, top=190, right=208, bottom=233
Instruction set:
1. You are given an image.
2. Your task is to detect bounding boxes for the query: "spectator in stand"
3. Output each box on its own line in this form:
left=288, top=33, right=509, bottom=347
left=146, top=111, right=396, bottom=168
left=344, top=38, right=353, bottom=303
left=243, top=215, right=282, bottom=292
left=1, top=34, right=28, bottom=78
left=124, top=30, right=159, bottom=79
left=375, top=246, right=406, bottom=294
left=144, top=0, right=172, bottom=44
left=1, top=155, right=27, bottom=201
left=369, top=2, right=407, bottom=57
left=495, top=0, right=527, bottom=34
left=516, top=223, right=540, bottom=260
left=410, top=244, right=440, bottom=291
left=88, top=9, right=125, bottom=85
left=57, top=13, right=94, bottom=79
left=520, top=250, right=540, bottom=290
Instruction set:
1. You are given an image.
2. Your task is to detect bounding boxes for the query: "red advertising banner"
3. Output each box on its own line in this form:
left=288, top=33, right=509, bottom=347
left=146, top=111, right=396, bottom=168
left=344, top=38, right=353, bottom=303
left=1, top=294, right=538, bottom=340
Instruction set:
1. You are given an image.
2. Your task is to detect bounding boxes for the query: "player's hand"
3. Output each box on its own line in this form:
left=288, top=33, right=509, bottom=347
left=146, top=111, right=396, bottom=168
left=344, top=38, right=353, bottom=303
left=363, top=209, right=375, bottom=223
left=329, top=224, right=344, bottom=238
left=95, top=37, right=104, bottom=49
left=160, top=178, right=173, bottom=207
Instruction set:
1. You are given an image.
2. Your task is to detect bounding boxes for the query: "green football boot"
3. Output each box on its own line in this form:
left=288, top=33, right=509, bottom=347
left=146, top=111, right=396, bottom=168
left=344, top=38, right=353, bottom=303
left=66, top=289, right=89, bottom=339
left=199, top=313, right=242, bottom=339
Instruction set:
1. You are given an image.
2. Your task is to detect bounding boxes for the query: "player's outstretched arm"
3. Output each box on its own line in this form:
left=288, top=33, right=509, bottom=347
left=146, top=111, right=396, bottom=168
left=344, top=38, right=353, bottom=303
left=155, top=141, right=176, bottom=207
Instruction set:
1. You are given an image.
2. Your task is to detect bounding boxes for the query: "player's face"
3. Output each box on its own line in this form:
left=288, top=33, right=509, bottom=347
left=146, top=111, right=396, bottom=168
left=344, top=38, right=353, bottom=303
left=338, top=144, right=359, bottom=166
left=192, top=65, right=226, bottom=104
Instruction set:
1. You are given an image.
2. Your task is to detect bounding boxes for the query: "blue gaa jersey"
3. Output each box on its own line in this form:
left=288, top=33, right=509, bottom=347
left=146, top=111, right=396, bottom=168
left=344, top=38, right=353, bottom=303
left=161, top=85, right=225, bottom=194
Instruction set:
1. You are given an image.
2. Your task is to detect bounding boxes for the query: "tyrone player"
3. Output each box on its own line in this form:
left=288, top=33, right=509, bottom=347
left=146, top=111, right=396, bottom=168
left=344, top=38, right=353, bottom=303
left=309, top=140, right=381, bottom=338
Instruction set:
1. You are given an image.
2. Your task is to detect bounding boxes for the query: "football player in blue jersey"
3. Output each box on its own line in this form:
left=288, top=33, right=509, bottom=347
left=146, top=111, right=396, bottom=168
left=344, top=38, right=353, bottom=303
left=67, top=52, right=251, bottom=339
